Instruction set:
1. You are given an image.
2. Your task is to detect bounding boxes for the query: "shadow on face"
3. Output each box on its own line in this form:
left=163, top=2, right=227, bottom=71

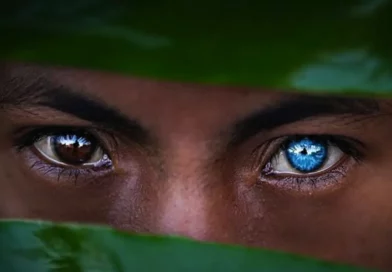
left=1, top=62, right=392, bottom=270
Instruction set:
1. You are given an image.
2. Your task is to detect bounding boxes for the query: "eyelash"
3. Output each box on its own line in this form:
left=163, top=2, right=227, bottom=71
left=28, top=160, right=98, bottom=185
left=14, top=126, right=101, bottom=149
left=13, top=126, right=114, bottom=185
left=277, top=135, right=365, bottom=161
left=258, top=135, right=364, bottom=192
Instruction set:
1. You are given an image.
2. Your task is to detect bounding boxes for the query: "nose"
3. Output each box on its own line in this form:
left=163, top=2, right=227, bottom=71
left=153, top=142, right=231, bottom=242
left=157, top=177, right=210, bottom=241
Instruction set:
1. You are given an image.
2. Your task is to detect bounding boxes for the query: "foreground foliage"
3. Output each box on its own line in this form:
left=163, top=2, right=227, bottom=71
left=0, top=220, right=377, bottom=272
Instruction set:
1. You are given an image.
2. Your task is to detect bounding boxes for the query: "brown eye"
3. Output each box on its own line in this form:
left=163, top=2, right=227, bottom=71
left=33, top=131, right=109, bottom=167
left=51, top=134, right=97, bottom=165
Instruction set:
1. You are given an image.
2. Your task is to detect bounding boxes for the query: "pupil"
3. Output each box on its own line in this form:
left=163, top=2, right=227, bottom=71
left=285, top=137, right=327, bottom=173
left=51, top=133, right=97, bottom=165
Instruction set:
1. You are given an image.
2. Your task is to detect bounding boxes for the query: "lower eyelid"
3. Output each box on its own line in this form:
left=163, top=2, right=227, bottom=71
left=18, top=149, right=114, bottom=186
left=258, top=156, right=356, bottom=193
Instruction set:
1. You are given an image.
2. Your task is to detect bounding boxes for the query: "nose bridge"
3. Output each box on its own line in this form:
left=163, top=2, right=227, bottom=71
left=155, top=140, right=219, bottom=241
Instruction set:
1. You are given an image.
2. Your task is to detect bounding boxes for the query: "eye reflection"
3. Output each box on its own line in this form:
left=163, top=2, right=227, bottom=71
left=51, top=134, right=97, bottom=165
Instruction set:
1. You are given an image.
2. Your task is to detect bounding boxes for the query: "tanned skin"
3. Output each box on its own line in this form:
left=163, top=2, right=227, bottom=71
left=1, top=63, right=392, bottom=271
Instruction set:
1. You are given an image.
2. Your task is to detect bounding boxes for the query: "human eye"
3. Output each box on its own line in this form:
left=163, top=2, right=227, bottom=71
left=259, top=135, right=364, bottom=192
left=13, top=126, right=115, bottom=185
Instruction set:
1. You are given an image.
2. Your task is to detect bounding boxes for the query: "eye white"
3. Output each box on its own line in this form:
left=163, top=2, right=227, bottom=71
left=270, top=144, right=344, bottom=175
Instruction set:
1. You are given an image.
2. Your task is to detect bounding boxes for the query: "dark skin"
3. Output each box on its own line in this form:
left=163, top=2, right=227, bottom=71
left=1, top=63, right=392, bottom=271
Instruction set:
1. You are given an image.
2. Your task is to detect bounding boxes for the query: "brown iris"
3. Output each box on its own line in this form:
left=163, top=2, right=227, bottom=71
left=51, top=133, right=97, bottom=165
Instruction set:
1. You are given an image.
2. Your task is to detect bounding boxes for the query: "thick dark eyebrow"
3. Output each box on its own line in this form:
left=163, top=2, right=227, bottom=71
left=228, top=95, right=380, bottom=147
left=0, top=76, right=154, bottom=147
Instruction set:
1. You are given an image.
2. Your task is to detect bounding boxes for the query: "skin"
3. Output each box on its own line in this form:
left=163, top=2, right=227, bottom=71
left=1, top=63, right=392, bottom=270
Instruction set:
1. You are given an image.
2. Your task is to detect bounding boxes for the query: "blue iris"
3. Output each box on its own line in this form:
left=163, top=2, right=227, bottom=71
left=284, top=138, right=327, bottom=173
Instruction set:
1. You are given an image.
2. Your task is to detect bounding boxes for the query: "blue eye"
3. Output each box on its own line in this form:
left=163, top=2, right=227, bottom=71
left=285, top=138, right=327, bottom=173
left=268, top=136, right=345, bottom=175
left=261, top=135, right=361, bottom=191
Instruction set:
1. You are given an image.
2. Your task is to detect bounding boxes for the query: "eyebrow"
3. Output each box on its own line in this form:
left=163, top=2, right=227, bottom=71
left=0, top=73, right=380, bottom=150
left=0, top=76, right=154, bottom=147
left=228, top=95, right=380, bottom=146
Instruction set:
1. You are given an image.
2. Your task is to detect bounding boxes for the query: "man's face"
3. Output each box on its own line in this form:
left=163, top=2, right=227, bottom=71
left=1, top=63, right=392, bottom=270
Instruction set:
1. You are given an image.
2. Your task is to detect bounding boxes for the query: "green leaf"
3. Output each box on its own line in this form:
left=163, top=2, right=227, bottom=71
left=0, top=220, right=377, bottom=272
left=1, top=0, right=392, bottom=93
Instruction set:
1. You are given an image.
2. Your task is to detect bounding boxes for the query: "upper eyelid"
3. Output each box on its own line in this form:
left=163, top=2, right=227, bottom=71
left=267, top=135, right=364, bottom=164
left=236, top=112, right=373, bottom=163
left=12, top=126, right=117, bottom=154
left=227, top=96, right=379, bottom=148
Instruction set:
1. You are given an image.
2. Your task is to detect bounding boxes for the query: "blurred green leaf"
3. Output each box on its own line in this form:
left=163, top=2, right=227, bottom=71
left=0, top=220, right=377, bottom=272
left=1, top=0, right=392, bottom=93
